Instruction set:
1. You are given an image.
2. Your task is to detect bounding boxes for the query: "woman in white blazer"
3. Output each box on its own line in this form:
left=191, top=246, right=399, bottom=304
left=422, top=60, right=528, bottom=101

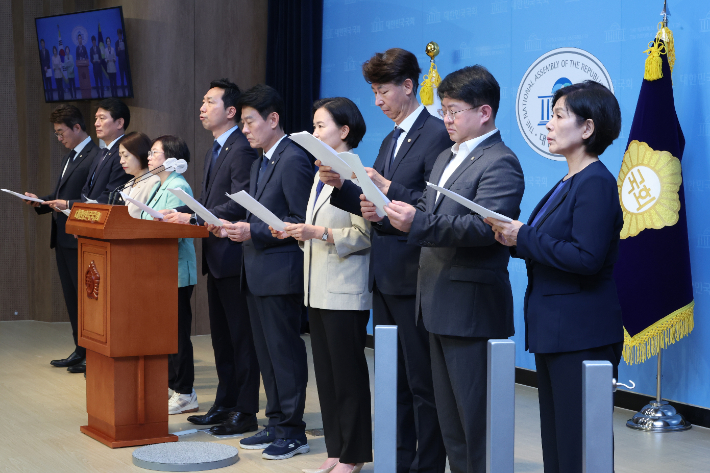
left=105, top=37, right=117, bottom=97
left=118, top=132, right=161, bottom=218
left=272, top=98, right=371, bottom=473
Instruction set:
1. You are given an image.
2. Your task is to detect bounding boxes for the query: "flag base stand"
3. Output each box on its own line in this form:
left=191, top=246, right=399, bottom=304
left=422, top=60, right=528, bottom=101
left=626, top=400, right=691, bottom=432
left=625, top=348, right=691, bottom=432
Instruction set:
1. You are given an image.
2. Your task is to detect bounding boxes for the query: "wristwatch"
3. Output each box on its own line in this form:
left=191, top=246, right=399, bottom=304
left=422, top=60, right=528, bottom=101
left=189, top=213, right=197, bottom=225
left=321, top=227, right=329, bottom=241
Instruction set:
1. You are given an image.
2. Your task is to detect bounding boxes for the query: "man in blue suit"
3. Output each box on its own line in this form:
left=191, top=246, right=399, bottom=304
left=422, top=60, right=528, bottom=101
left=319, top=48, right=451, bottom=473
left=163, top=79, right=261, bottom=424
left=75, top=34, right=88, bottom=60
left=211, top=84, right=313, bottom=460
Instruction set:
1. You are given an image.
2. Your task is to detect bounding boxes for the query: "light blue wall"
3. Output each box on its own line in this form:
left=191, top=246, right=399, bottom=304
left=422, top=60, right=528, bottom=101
left=322, top=0, right=710, bottom=409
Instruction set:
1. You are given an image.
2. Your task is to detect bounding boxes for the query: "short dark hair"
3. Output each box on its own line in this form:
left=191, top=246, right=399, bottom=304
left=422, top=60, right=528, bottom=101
left=237, top=84, right=286, bottom=129
left=362, top=48, right=421, bottom=91
left=552, top=81, right=621, bottom=156
left=117, top=28, right=123, bottom=35
left=438, top=65, right=500, bottom=117
left=78, top=34, right=82, bottom=38
left=91, top=35, right=96, bottom=42
left=40, top=39, right=45, bottom=44
left=97, top=98, right=131, bottom=130
left=52, top=46, right=57, bottom=53
left=153, top=135, right=190, bottom=163
left=120, top=132, right=151, bottom=168
left=312, top=97, right=367, bottom=149
left=50, top=105, right=86, bottom=131
left=209, top=78, right=242, bottom=117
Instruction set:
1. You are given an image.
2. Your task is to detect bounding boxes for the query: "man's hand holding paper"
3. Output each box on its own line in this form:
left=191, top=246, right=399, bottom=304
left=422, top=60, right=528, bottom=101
left=384, top=200, right=416, bottom=232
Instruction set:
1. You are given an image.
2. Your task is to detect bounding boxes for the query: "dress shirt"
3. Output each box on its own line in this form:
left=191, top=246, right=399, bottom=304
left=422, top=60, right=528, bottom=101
left=263, top=134, right=287, bottom=161
left=61, top=136, right=92, bottom=178
left=436, top=128, right=499, bottom=200
left=393, top=104, right=425, bottom=156
left=215, top=124, right=239, bottom=149
left=104, top=134, right=124, bottom=151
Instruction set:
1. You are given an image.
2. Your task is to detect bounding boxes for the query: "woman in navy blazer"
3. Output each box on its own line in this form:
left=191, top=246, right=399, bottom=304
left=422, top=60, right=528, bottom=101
left=487, top=81, right=623, bottom=473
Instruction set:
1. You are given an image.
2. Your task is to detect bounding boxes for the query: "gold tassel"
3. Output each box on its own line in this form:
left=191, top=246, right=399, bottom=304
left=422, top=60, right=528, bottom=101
left=419, top=61, right=441, bottom=106
left=656, top=23, right=675, bottom=76
left=643, top=38, right=665, bottom=81
left=622, top=300, right=695, bottom=365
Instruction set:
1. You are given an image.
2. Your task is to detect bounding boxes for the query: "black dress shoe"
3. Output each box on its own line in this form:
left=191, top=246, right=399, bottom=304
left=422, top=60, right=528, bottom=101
left=209, top=412, right=258, bottom=436
left=67, top=360, right=86, bottom=373
left=50, top=351, right=85, bottom=368
left=186, top=405, right=235, bottom=425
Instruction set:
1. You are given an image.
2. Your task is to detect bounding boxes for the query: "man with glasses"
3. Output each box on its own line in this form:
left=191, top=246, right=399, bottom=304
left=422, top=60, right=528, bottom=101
left=319, top=48, right=451, bottom=473
left=380, top=65, right=525, bottom=473
left=24, top=105, right=99, bottom=373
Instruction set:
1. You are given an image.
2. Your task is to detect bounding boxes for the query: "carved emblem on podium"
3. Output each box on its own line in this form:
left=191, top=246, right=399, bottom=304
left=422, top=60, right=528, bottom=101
left=85, top=261, right=100, bottom=300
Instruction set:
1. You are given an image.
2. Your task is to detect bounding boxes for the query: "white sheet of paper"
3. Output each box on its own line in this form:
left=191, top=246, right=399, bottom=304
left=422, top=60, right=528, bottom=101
left=225, top=191, right=286, bottom=231
left=167, top=188, right=222, bottom=226
left=61, top=209, right=71, bottom=216
left=81, top=194, right=99, bottom=204
left=338, top=153, right=391, bottom=218
left=2, top=189, right=44, bottom=203
left=426, top=182, right=513, bottom=223
left=119, top=191, right=165, bottom=220
left=289, top=132, right=355, bottom=180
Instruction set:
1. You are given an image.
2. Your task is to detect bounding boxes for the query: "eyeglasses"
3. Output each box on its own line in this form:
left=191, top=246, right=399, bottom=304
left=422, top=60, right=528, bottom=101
left=148, top=150, right=165, bottom=158
left=437, top=106, right=478, bottom=120
left=54, top=131, right=66, bottom=138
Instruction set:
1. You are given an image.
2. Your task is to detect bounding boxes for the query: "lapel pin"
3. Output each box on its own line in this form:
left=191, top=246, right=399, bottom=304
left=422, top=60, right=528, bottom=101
left=225, top=147, right=229, bottom=151
left=407, top=138, right=412, bottom=142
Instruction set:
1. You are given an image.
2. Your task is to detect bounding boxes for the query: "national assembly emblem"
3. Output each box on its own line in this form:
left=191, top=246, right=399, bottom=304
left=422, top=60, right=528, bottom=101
left=618, top=140, right=682, bottom=239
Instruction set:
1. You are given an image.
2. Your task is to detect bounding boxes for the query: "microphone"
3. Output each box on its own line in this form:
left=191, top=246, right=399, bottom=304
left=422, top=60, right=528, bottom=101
left=108, top=158, right=189, bottom=205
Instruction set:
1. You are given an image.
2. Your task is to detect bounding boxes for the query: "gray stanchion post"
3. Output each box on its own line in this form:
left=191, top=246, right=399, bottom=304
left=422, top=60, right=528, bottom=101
left=374, top=325, right=398, bottom=473
left=582, top=360, right=613, bottom=473
left=486, top=339, right=516, bottom=473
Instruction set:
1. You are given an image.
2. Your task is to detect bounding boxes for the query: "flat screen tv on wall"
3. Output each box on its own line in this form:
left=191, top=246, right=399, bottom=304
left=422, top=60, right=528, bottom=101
left=35, top=6, right=133, bottom=103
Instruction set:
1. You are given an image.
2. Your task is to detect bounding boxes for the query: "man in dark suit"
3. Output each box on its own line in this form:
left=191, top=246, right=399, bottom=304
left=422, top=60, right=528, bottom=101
left=75, top=34, right=88, bottom=61
left=67, top=98, right=132, bottom=206
left=39, top=39, right=52, bottom=101
left=319, top=48, right=451, bottom=473
left=24, top=105, right=100, bottom=373
left=383, top=65, right=525, bottom=473
left=90, top=36, right=103, bottom=99
left=162, top=79, right=261, bottom=429
left=115, top=29, right=130, bottom=97
left=210, top=85, right=313, bottom=460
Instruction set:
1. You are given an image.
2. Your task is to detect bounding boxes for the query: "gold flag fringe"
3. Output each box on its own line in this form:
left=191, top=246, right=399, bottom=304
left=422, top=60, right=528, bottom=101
left=623, top=300, right=694, bottom=365
left=419, top=61, right=441, bottom=106
left=644, top=23, right=675, bottom=81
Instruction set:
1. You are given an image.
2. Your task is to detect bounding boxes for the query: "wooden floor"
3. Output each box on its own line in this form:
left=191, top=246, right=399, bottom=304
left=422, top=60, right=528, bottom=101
left=1, top=321, right=709, bottom=472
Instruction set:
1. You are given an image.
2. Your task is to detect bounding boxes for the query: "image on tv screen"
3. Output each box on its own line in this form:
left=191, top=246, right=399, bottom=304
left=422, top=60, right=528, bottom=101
left=35, top=7, right=133, bottom=103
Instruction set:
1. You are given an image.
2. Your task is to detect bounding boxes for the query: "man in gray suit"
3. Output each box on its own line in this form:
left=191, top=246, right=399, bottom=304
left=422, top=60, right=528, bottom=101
left=379, top=65, right=525, bottom=473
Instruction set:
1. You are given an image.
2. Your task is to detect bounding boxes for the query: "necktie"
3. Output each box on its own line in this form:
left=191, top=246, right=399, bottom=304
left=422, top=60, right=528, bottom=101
left=313, top=180, right=325, bottom=209
left=206, top=141, right=221, bottom=183
left=57, top=150, right=77, bottom=198
left=383, top=126, right=404, bottom=179
left=258, top=155, right=269, bottom=184
left=90, top=148, right=110, bottom=187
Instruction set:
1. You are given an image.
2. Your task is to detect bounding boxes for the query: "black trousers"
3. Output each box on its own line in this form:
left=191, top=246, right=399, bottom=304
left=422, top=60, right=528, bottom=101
left=54, top=77, right=64, bottom=101
left=246, top=290, right=308, bottom=441
left=55, top=245, right=84, bottom=358
left=43, top=75, right=53, bottom=100
left=92, top=66, right=103, bottom=98
left=108, top=72, right=117, bottom=97
left=118, top=56, right=131, bottom=94
left=67, top=77, right=76, bottom=99
left=372, top=286, right=446, bottom=473
left=535, top=342, right=623, bottom=473
left=309, top=307, right=372, bottom=464
left=429, top=334, right=488, bottom=473
left=206, top=273, right=260, bottom=413
left=168, top=285, right=195, bottom=394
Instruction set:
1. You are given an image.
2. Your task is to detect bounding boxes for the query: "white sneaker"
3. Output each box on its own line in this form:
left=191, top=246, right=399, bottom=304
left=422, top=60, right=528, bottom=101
left=168, top=390, right=198, bottom=415
left=169, top=389, right=175, bottom=400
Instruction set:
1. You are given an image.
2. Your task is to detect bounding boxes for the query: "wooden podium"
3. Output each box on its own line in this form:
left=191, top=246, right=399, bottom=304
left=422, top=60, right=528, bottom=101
left=76, top=59, right=91, bottom=99
left=66, top=203, right=208, bottom=448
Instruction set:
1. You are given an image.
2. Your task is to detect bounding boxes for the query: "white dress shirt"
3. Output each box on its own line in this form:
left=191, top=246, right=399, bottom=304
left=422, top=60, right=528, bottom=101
left=436, top=128, right=499, bottom=200
left=393, top=104, right=425, bottom=156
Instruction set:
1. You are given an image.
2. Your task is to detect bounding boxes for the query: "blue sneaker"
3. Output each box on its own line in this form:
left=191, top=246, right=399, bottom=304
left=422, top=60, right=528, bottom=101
left=239, top=428, right=275, bottom=450
left=261, top=438, right=310, bottom=460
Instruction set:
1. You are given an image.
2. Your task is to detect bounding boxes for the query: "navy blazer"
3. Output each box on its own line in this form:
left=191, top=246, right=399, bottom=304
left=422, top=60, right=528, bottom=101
left=515, top=160, right=624, bottom=354
left=240, top=137, right=314, bottom=296
left=175, top=128, right=258, bottom=278
left=72, top=136, right=131, bottom=206
left=329, top=108, right=452, bottom=295
left=36, top=141, right=98, bottom=249
left=409, top=132, right=524, bottom=338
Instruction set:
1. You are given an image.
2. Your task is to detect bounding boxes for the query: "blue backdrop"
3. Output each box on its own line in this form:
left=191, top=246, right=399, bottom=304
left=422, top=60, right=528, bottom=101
left=321, top=0, right=710, bottom=409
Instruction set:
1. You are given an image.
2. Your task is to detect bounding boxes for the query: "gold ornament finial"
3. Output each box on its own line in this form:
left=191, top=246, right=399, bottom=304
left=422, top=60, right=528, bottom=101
left=425, top=42, right=439, bottom=61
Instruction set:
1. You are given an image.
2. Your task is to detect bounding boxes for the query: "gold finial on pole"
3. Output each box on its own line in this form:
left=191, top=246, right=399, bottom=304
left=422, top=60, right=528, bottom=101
left=425, top=41, right=440, bottom=61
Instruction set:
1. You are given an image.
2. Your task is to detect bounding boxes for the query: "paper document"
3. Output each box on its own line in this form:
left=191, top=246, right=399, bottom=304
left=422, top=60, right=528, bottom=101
left=2, top=189, right=44, bottom=203
left=61, top=209, right=71, bottom=216
left=289, top=132, right=355, bottom=180
left=82, top=194, right=99, bottom=204
left=426, top=182, right=513, bottom=223
left=119, top=191, right=165, bottom=220
left=167, top=188, right=222, bottom=226
left=225, top=191, right=286, bottom=231
left=338, top=153, right=391, bottom=218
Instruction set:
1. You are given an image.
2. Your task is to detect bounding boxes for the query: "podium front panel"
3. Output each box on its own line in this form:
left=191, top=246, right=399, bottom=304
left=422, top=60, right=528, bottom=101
left=80, top=242, right=109, bottom=347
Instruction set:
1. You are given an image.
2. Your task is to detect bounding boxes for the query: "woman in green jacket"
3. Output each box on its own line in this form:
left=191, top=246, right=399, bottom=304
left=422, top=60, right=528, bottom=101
left=63, top=46, right=76, bottom=99
left=142, top=135, right=199, bottom=415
